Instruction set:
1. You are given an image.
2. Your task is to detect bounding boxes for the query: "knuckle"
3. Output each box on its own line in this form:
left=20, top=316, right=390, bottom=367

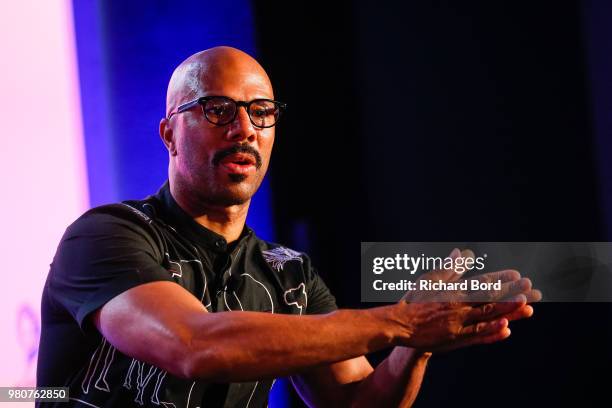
left=512, top=279, right=525, bottom=292
left=482, top=303, right=494, bottom=315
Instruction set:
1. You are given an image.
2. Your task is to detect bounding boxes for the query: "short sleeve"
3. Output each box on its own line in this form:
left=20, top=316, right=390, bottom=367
left=304, top=260, right=338, bottom=315
left=47, top=207, right=174, bottom=329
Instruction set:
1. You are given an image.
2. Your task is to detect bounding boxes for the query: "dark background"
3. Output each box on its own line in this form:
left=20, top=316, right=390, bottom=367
left=71, top=0, right=612, bottom=406
left=253, top=0, right=612, bottom=406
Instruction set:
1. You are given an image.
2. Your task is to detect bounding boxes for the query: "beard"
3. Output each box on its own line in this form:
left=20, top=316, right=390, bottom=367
left=204, top=175, right=262, bottom=206
left=188, top=161, right=266, bottom=207
left=205, top=143, right=265, bottom=205
left=228, top=173, right=247, bottom=183
left=175, top=143, right=267, bottom=207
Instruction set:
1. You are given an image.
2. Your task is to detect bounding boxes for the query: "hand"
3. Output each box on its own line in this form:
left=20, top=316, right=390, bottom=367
left=393, top=248, right=541, bottom=352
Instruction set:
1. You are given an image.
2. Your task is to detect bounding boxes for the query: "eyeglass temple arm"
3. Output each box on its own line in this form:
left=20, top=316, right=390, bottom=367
left=166, top=99, right=202, bottom=119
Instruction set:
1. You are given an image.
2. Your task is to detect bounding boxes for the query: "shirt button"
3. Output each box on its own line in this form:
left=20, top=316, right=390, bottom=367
left=215, top=240, right=224, bottom=249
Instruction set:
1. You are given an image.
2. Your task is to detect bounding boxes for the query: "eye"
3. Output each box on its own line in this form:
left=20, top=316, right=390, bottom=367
left=206, top=105, right=228, bottom=116
left=251, top=108, right=268, bottom=117
left=251, top=103, right=276, bottom=117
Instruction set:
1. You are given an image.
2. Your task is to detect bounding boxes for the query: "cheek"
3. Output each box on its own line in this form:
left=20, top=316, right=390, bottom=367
left=259, top=133, right=275, bottom=164
left=184, top=111, right=204, bottom=129
left=176, top=125, right=218, bottom=166
left=176, top=136, right=211, bottom=172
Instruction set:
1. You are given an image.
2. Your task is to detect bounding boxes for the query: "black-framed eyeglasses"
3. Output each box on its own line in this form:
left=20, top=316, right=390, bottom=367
left=167, top=95, right=287, bottom=128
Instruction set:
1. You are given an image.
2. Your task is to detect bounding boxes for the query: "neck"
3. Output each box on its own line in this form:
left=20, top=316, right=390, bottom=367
left=170, top=182, right=250, bottom=243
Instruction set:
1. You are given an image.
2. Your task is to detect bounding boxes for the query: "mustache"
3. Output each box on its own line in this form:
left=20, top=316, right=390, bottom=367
left=212, top=144, right=263, bottom=169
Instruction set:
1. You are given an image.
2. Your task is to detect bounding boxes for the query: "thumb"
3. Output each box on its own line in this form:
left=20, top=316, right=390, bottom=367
left=461, top=249, right=475, bottom=260
left=449, top=248, right=461, bottom=259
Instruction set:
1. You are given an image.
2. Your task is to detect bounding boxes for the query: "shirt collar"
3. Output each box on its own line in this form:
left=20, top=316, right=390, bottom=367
left=153, top=180, right=253, bottom=252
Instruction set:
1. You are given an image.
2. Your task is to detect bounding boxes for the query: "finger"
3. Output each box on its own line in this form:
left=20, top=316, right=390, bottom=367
left=501, top=304, right=534, bottom=322
left=447, top=249, right=475, bottom=282
left=497, top=277, right=533, bottom=299
left=450, top=248, right=461, bottom=259
left=498, top=288, right=541, bottom=304
left=464, top=295, right=526, bottom=324
left=428, top=248, right=463, bottom=282
left=466, top=277, right=531, bottom=304
left=525, top=289, right=542, bottom=303
left=433, top=327, right=511, bottom=353
left=478, top=327, right=512, bottom=344
left=447, top=248, right=469, bottom=279
left=470, top=269, right=522, bottom=285
left=458, top=317, right=508, bottom=337
left=460, top=249, right=475, bottom=260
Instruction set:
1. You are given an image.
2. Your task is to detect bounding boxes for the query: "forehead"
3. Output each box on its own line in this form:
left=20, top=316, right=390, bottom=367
left=199, top=64, right=274, bottom=101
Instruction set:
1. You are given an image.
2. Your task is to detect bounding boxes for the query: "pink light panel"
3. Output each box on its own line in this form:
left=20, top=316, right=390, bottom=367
left=0, top=0, right=89, bottom=398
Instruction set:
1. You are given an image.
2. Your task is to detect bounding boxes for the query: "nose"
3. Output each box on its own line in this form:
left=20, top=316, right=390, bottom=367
left=225, top=105, right=256, bottom=143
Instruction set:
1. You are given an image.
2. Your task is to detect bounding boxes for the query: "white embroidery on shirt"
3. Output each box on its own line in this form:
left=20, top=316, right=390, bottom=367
left=68, top=398, right=101, bottom=407
left=82, top=338, right=114, bottom=394
left=134, top=363, right=157, bottom=405
left=284, top=283, right=308, bottom=315
left=185, top=380, right=197, bottom=408
left=123, top=359, right=137, bottom=390
left=261, top=247, right=303, bottom=271
left=94, top=342, right=116, bottom=392
left=123, top=359, right=175, bottom=407
left=121, top=203, right=152, bottom=224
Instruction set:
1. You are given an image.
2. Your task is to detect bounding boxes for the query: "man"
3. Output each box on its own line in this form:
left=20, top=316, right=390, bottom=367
left=37, top=46, right=539, bottom=407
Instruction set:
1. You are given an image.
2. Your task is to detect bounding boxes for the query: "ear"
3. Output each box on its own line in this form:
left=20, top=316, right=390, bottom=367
left=159, top=118, right=177, bottom=156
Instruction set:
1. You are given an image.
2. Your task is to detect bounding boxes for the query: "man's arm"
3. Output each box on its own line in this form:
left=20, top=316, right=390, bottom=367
left=93, top=275, right=524, bottom=383
left=290, top=247, right=540, bottom=408
left=93, top=280, right=400, bottom=382
left=289, top=350, right=428, bottom=408
left=290, top=300, right=534, bottom=408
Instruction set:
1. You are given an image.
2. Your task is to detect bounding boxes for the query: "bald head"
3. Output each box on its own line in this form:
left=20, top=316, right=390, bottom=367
left=165, top=46, right=273, bottom=117
left=159, top=46, right=277, bottom=212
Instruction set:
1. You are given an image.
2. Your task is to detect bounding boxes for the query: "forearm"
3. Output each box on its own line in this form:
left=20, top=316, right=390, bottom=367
left=350, top=347, right=431, bottom=408
left=184, top=306, right=401, bottom=382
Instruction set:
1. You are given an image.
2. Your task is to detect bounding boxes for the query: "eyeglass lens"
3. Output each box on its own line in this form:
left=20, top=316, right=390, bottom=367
left=203, top=97, right=280, bottom=127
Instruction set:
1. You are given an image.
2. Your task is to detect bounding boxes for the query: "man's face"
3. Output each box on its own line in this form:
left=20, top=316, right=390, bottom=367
left=169, top=68, right=275, bottom=207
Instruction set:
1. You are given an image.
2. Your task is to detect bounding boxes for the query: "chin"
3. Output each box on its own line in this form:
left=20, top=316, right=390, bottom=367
left=202, top=172, right=264, bottom=206
left=228, top=173, right=248, bottom=183
left=213, top=185, right=257, bottom=206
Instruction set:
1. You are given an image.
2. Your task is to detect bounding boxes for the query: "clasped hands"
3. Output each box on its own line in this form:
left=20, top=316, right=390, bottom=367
left=395, top=248, right=542, bottom=352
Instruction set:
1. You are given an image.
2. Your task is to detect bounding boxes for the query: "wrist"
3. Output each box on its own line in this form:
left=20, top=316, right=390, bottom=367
left=412, top=349, right=433, bottom=360
left=385, top=301, right=416, bottom=346
left=385, top=345, right=432, bottom=378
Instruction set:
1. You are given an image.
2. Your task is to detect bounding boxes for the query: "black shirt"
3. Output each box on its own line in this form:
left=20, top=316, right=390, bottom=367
left=37, top=182, right=338, bottom=407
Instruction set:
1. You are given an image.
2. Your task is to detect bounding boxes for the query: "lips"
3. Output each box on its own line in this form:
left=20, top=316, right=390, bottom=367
left=219, top=152, right=257, bottom=174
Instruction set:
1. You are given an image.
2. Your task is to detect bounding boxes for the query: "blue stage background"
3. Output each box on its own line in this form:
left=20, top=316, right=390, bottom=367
left=72, top=0, right=284, bottom=405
